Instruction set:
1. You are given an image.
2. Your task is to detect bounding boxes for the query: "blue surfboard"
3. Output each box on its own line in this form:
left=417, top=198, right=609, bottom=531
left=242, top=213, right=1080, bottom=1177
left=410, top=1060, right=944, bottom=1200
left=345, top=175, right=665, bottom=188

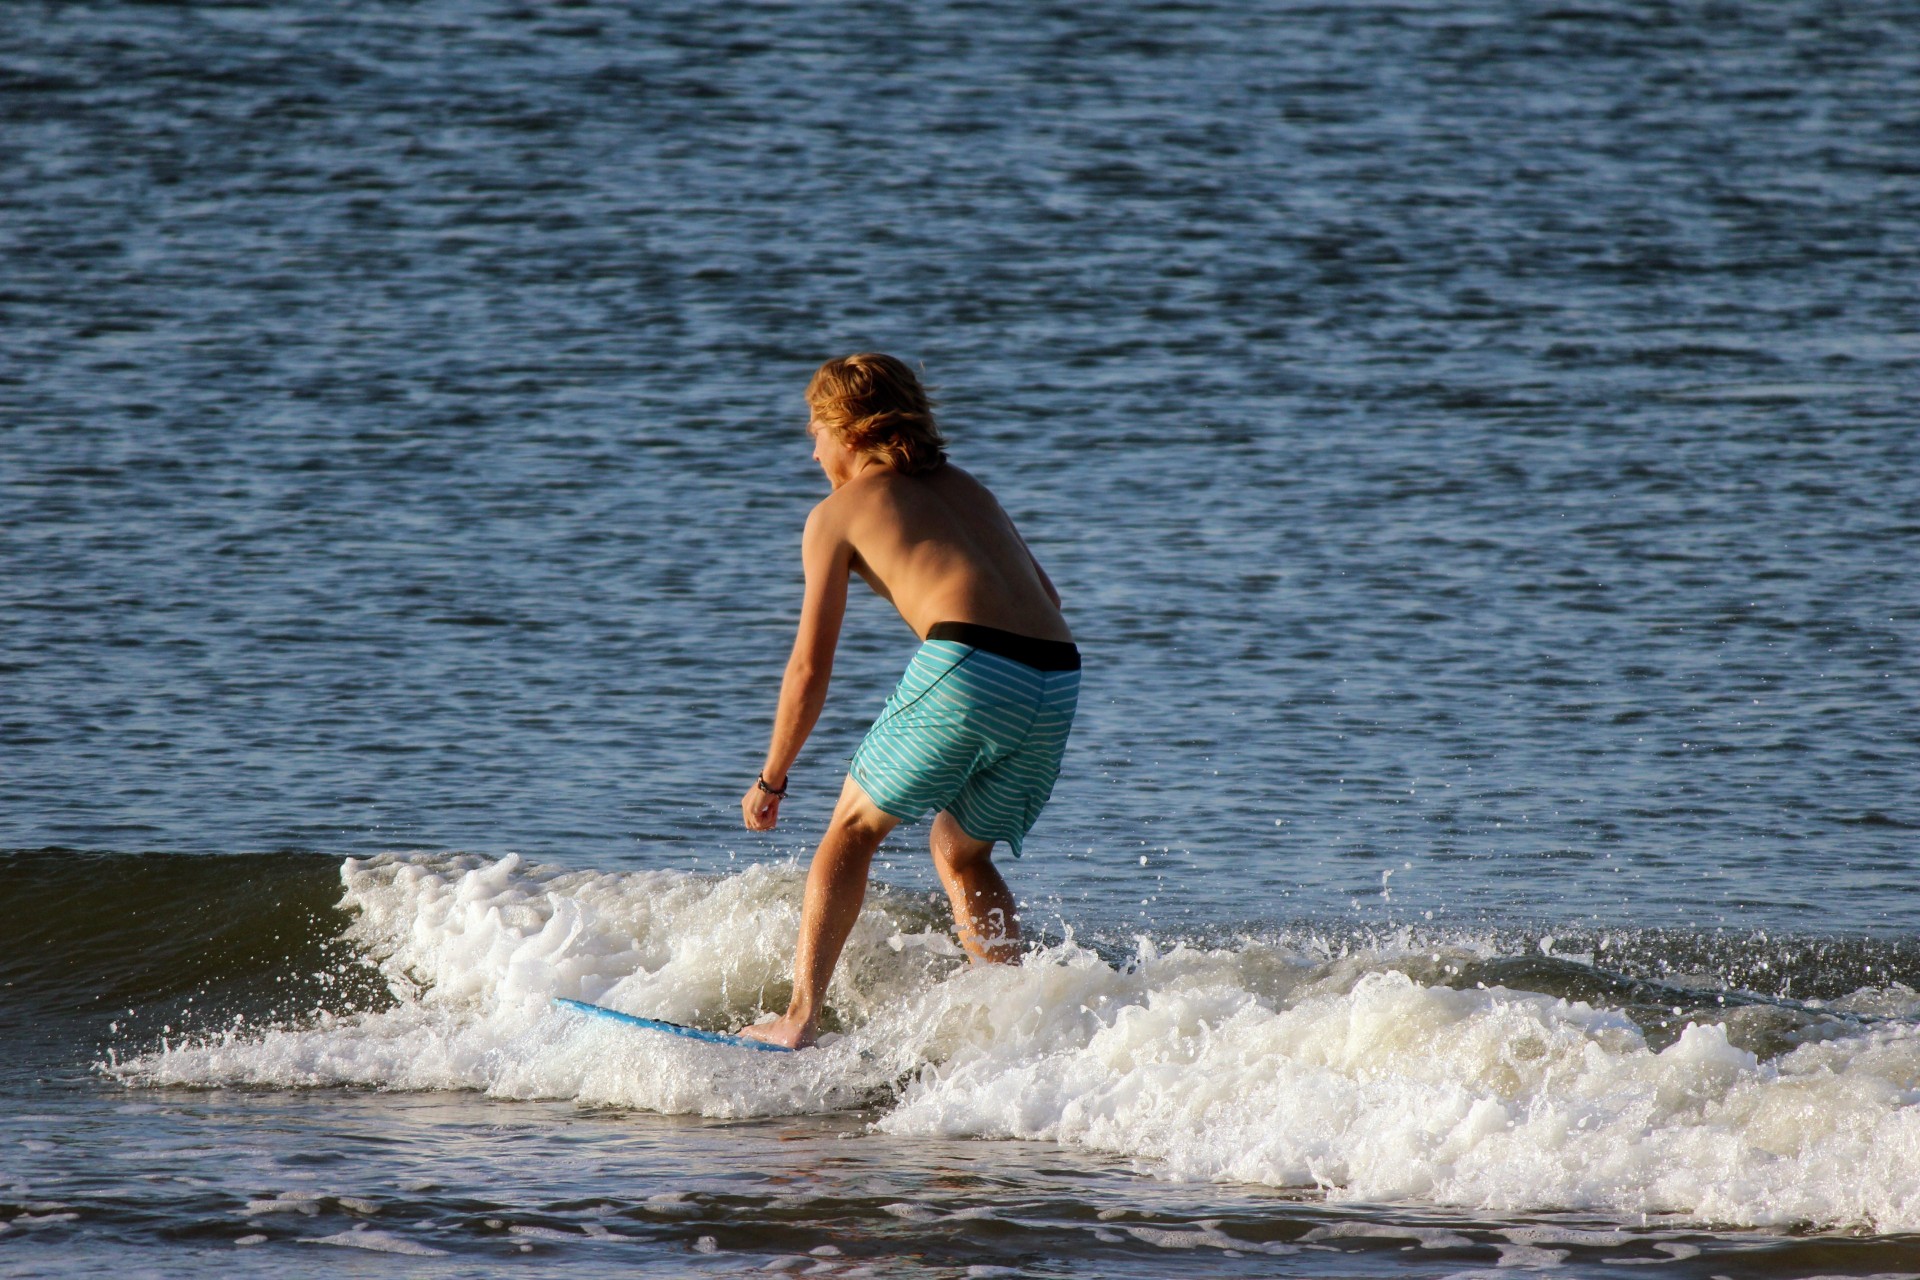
left=552, top=996, right=794, bottom=1053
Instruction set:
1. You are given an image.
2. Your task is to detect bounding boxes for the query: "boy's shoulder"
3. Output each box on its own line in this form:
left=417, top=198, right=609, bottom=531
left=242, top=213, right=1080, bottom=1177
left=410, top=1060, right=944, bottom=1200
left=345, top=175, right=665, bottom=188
left=812, top=462, right=986, bottom=531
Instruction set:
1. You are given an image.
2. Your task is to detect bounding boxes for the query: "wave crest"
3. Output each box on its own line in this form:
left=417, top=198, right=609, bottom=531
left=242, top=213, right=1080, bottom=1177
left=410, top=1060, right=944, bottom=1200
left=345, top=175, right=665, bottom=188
left=104, top=852, right=1920, bottom=1230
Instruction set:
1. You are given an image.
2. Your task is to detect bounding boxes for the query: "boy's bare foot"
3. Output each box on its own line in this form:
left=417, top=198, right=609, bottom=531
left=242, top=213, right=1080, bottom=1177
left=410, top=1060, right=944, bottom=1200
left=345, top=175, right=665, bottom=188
left=740, top=1013, right=815, bottom=1050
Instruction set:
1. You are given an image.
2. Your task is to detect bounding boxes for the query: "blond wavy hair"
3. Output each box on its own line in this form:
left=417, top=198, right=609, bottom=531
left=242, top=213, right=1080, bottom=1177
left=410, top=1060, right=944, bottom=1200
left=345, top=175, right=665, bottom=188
left=805, top=353, right=946, bottom=475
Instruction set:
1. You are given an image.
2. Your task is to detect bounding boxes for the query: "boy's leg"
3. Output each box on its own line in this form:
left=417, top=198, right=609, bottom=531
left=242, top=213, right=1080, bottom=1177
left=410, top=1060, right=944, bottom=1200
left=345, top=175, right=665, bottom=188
left=931, top=811, right=1020, bottom=964
left=744, top=776, right=899, bottom=1050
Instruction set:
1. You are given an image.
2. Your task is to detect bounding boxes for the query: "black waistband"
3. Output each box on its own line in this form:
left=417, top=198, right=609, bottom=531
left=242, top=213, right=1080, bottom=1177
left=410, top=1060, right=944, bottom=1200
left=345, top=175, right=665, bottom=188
left=927, top=622, right=1081, bottom=671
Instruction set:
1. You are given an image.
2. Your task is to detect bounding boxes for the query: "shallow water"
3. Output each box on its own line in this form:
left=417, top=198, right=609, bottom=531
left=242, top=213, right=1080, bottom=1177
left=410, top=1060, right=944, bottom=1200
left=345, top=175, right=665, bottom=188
left=24, top=1087, right=1902, bottom=1279
left=4, top=0, right=1919, bottom=1274
left=7, top=850, right=1920, bottom=1276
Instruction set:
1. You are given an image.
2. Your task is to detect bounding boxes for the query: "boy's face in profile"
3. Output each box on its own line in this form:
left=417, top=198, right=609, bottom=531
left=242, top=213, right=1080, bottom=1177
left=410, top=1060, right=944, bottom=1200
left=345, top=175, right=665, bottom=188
left=807, top=412, right=861, bottom=488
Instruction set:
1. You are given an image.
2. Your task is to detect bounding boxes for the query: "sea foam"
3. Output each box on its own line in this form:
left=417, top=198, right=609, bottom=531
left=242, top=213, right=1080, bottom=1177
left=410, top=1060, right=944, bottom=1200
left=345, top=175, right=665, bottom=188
left=117, top=853, right=1920, bottom=1230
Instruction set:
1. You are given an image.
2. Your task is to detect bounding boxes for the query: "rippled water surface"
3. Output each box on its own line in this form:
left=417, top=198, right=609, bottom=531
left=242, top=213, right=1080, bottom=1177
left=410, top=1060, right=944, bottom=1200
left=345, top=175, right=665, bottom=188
left=4, top=0, right=1918, bottom=1275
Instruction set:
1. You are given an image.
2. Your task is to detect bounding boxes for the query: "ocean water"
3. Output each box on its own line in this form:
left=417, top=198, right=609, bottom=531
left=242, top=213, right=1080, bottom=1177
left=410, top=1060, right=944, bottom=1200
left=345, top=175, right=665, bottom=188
left=3, top=1, right=1919, bottom=1276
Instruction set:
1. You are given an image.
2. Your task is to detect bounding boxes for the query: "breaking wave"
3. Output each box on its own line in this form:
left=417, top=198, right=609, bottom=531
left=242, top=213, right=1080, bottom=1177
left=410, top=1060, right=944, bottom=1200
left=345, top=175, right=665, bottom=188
left=34, top=850, right=1919, bottom=1231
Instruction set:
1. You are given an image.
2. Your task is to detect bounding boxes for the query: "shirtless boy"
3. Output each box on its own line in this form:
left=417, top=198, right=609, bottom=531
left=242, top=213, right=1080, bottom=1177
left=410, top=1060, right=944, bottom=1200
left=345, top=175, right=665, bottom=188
left=740, top=353, right=1078, bottom=1050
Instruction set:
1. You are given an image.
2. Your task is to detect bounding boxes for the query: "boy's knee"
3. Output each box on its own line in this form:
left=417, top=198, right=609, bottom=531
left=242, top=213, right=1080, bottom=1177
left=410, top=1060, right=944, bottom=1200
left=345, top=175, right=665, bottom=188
left=828, top=778, right=901, bottom=847
left=932, top=820, right=995, bottom=872
left=830, top=802, right=893, bottom=844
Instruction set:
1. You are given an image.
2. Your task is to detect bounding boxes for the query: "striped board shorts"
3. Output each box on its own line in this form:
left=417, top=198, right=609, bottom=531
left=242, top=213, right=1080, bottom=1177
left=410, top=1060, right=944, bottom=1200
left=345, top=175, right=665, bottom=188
left=849, top=623, right=1080, bottom=857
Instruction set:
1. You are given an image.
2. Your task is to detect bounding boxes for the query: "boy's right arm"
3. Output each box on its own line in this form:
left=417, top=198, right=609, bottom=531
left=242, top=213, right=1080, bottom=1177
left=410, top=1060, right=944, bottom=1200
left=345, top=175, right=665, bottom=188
left=744, top=503, right=851, bottom=830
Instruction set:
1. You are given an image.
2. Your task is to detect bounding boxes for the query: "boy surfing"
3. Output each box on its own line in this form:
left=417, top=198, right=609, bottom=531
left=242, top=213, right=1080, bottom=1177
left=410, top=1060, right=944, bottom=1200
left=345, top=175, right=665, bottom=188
left=740, top=354, right=1079, bottom=1050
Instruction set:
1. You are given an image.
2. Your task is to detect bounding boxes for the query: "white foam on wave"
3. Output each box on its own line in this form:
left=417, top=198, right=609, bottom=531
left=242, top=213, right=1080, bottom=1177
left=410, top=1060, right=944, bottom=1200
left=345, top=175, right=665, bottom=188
left=870, top=940, right=1920, bottom=1231
left=306, top=1226, right=447, bottom=1257
left=121, top=852, right=952, bottom=1115
left=116, top=854, right=1920, bottom=1230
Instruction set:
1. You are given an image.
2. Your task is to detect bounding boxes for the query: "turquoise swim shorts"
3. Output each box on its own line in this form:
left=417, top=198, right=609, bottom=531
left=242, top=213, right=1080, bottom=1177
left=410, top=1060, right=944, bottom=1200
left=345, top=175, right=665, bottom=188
left=849, top=624, right=1080, bottom=857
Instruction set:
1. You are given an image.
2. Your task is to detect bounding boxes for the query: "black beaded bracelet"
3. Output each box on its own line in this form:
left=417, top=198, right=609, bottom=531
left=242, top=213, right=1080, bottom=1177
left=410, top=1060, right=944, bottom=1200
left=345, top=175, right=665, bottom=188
left=755, top=774, right=788, bottom=798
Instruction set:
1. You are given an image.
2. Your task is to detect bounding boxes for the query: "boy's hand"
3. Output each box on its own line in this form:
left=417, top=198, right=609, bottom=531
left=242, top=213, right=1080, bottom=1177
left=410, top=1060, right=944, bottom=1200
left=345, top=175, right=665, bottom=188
left=742, top=778, right=783, bottom=831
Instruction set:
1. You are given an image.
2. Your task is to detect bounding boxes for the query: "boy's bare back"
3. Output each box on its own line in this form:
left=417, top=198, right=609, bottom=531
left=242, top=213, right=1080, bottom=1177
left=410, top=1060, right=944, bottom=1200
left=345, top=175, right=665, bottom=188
left=811, top=463, right=1071, bottom=644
